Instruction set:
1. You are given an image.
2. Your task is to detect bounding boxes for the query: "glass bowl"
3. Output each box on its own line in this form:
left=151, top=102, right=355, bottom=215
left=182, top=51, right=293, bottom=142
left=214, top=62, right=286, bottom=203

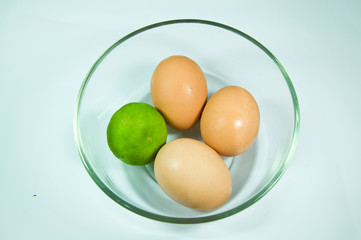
left=73, top=19, right=300, bottom=223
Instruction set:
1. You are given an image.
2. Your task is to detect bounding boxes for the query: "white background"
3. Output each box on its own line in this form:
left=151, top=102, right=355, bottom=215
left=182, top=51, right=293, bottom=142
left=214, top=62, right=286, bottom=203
left=1, top=0, right=360, bottom=239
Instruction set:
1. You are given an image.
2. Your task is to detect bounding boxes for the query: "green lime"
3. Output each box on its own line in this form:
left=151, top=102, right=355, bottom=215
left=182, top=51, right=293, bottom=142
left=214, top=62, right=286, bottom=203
left=107, top=102, right=167, bottom=165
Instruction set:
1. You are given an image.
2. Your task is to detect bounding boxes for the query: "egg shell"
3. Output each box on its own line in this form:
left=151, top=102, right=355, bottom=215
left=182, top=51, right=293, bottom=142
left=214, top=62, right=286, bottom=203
left=200, top=86, right=260, bottom=156
left=154, top=138, right=232, bottom=210
left=151, top=56, right=207, bottom=130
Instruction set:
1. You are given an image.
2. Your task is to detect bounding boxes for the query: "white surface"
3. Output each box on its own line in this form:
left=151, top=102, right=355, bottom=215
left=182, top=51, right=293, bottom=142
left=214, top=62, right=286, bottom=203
left=1, top=0, right=360, bottom=239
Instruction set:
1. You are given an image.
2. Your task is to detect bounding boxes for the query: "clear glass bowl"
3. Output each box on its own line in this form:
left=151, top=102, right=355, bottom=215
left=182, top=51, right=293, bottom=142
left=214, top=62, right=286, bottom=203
left=73, top=19, right=300, bottom=223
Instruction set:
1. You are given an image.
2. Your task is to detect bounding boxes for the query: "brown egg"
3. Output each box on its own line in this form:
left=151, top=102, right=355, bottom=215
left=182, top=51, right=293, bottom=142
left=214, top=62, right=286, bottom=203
left=151, top=56, right=207, bottom=130
left=154, top=138, right=232, bottom=210
left=200, top=86, right=260, bottom=156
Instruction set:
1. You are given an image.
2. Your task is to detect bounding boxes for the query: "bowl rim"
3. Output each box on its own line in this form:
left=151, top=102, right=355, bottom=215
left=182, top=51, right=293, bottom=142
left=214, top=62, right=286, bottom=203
left=73, top=19, right=300, bottom=224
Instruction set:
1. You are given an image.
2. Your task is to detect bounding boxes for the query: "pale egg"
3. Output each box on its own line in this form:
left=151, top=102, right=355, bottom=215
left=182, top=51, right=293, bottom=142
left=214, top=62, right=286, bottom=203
left=154, top=138, right=232, bottom=210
